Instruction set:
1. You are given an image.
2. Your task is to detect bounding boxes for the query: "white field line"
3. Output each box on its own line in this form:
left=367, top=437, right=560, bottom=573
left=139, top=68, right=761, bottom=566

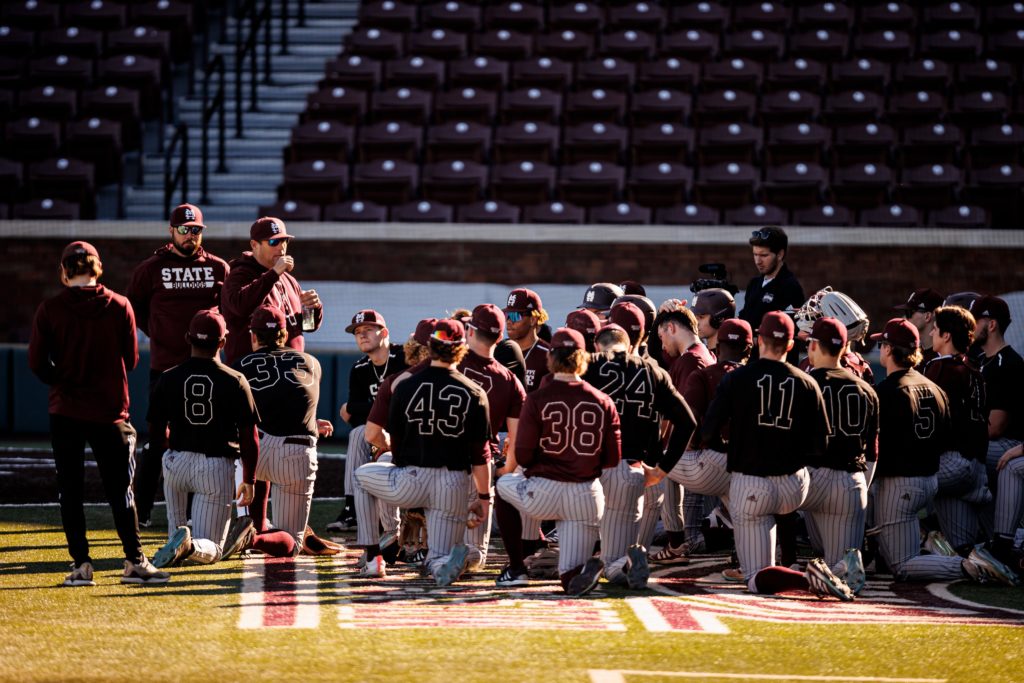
left=237, top=556, right=266, bottom=630
left=237, top=556, right=321, bottom=629
left=587, top=670, right=947, bottom=683
left=926, top=582, right=1024, bottom=618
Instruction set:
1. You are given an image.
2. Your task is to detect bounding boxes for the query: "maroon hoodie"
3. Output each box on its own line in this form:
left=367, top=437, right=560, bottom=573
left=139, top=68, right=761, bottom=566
left=220, top=252, right=322, bottom=364
left=126, top=245, right=229, bottom=372
left=29, top=284, right=138, bottom=423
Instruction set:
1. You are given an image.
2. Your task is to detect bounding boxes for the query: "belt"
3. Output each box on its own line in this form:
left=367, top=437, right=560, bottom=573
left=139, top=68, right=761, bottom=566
left=259, top=431, right=316, bottom=446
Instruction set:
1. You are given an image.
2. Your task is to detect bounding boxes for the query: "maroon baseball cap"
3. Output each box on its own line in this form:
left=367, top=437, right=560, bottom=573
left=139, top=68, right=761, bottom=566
left=565, top=309, right=601, bottom=336
left=970, top=295, right=1011, bottom=326
left=250, top=304, right=286, bottom=332
left=61, top=240, right=99, bottom=261
left=430, top=318, right=466, bottom=345
left=870, top=317, right=920, bottom=349
left=757, top=311, right=795, bottom=342
left=504, top=287, right=542, bottom=313
left=470, top=304, right=505, bottom=336
left=893, top=288, right=943, bottom=313
left=610, top=301, right=645, bottom=343
left=250, top=216, right=292, bottom=242
left=414, top=317, right=437, bottom=346
left=170, top=203, right=204, bottom=228
left=717, top=318, right=752, bottom=346
left=809, top=317, right=848, bottom=348
left=345, top=309, right=386, bottom=334
left=188, top=309, right=227, bottom=343
left=550, top=327, right=586, bottom=351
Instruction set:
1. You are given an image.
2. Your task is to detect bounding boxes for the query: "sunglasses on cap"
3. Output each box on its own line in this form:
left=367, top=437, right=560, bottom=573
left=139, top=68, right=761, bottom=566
left=505, top=312, right=524, bottom=323
left=431, top=328, right=461, bottom=343
left=173, top=225, right=203, bottom=236
left=750, top=228, right=774, bottom=241
left=266, top=237, right=288, bottom=247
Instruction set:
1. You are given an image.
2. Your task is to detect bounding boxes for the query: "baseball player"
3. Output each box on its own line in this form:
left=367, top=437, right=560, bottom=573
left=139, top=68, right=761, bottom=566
left=353, top=319, right=492, bottom=586
left=738, top=227, right=805, bottom=332
left=566, top=309, right=603, bottom=354
left=869, top=318, right=1016, bottom=585
left=690, top=288, right=736, bottom=357
left=583, top=306, right=696, bottom=590
left=219, top=305, right=336, bottom=559
left=795, top=288, right=875, bottom=383
left=892, top=288, right=944, bottom=369
left=700, top=312, right=855, bottom=599
left=127, top=203, right=230, bottom=527
left=801, top=317, right=880, bottom=592
left=612, top=293, right=657, bottom=358
left=29, top=241, right=169, bottom=586
left=989, top=443, right=1024, bottom=572
left=503, top=288, right=551, bottom=393
left=578, top=282, right=626, bottom=323
left=330, top=309, right=408, bottom=533
left=925, top=306, right=992, bottom=553
left=149, top=310, right=259, bottom=568
left=497, top=328, right=622, bottom=596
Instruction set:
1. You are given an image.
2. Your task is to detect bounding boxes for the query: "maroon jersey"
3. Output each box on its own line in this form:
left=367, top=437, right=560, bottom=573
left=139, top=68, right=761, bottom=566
left=800, top=351, right=874, bottom=384
left=29, top=284, right=138, bottom=423
left=221, top=252, right=323, bottom=364
left=521, top=338, right=551, bottom=393
left=924, top=354, right=988, bottom=462
left=669, top=342, right=714, bottom=392
left=459, top=349, right=527, bottom=458
left=515, top=377, right=621, bottom=482
left=683, top=360, right=742, bottom=451
left=366, top=360, right=430, bottom=427
left=915, top=347, right=939, bottom=372
left=126, top=245, right=229, bottom=372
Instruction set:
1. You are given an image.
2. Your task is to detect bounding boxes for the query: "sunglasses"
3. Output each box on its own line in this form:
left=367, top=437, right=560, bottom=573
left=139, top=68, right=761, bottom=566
left=505, top=312, right=524, bottom=323
left=431, top=329, right=461, bottom=343
left=173, top=225, right=203, bottom=236
left=750, top=229, right=774, bottom=241
left=266, top=237, right=288, bottom=247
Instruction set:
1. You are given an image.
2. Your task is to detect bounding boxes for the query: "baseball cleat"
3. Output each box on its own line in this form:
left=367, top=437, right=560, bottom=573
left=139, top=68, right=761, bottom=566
left=63, top=562, right=96, bottom=587
left=806, top=557, right=855, bottom=602
left=153, top=526, right=193, bottom=568
left=721, top=567, right=746, bottom=582
left=121, top=558, right=170, bottom=585
left=434, top=543, right=470, bottom=587
left=220, top=516, right=256, bottom=560
left=924, top=530, right=957, bottom=557
left=399, top=547, right=428, bottom=565
left=626, top=544, right=650, bottom=590
left=567, top=557, right=605, bottom=597
left=648, top=543, right=690, bottom=565
left=495, top=565, right=529, bottom=588
left=839, top=548, right=867, bottom=595
left=525, top=546, right=560, bottom=578
left=359, top=554, right=386, bottom=578
left=326, top=514, right=357, bottom=532
left=964, top=546, right=1021, bottom=587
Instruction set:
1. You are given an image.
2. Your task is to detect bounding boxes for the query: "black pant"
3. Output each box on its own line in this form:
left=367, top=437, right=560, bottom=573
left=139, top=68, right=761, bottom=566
left=51, top=414, right=144, bottom=566
left=133, top=368, right=168, bottom=522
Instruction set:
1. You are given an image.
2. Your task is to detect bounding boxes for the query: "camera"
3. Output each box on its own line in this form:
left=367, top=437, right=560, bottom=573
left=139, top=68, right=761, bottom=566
left=689, top=263, right=739, bottom=295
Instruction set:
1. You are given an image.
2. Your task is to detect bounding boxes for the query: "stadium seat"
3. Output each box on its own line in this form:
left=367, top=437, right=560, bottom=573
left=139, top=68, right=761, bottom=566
left=98, top=54, right=162, bottom=118
left=485, top=2, right=544, bottom=33
left=511, top=56, right=572, bottom=90
left=655, top=203, right=719, bottom=225
left=391, top=199, right=454, bottom=222
left=951, top=90, right=1009, bottom=127
left=81, top=85, right=141, bottom=151
left=13, top=197, right=80, bottom=219
left=964, top=164, right=1024, bottom=227
left=473, top=29, right=532, bottom=60
left=549, top=3, right=603, bottom=33
left=563, top=121, right=627, bottom=164
left=798, top=2, right=853, bottom=30
left=129, top=0, right=193, bottom=63
left=967, top=123, right=1024, bottom=168
left=106, top=26, right=173, bottom=65
left=422, top=159, right=488, bottom=205
left=435, top=86, right=497, bottom=124
left=929, top=204, right=987, bottom=228
left=358, top=120, right=421, bottom=162
left=494, top=120, right=559, bottom=163
left=734, top=2, right=790, bottom=31
left=353, top=158, right=419, bottom=205
left=29, top=54, right=94, bottom=89
left=887, top=90, right=947, bottom=127
left=899, top=122, right=962, bottom=167
left=725, top=28, right=785, bottom=63
left=630, top=122, right=694, bottom=165
left=257, top=200, right=322, bottom=222
left=288, top=121, right=354, bottom=163
left=702, top=57, right=763, bottom=91
left=323, top=54, right=383, bottom=90
left=0, top=25, right=35, bottom=58
left=670, top=2, right=729, bottom=33
left=0, top=157, right=23, bottom=205
left=661, top=29, right=720, bottom=62
left=346, top=27, right=404, bottom=59
left=28, top=157, right=95, bottom=218
left=897, top=163, right=962, bottom=210
left=924, top=3, right=979, bottom=30
left=359, top=0, right=419, bottom=32
left=65, top=1, right=126, bottom=31
left=832, top=162, right=894, bottom=209
left=788, top=28, right=849, bottom=63
left=861, top=203, right=921, bottom=228
left=630, top=88, right=691, bottom=125
left=823, top=89, right=884, bottom=125
left=697, top=122, right=763, bottom=165
left=853, top=29, right=914, bottom=63
left=695, top=161, right=759, bottom=209
left=501, top=87, right=562, bottom=123
left=523, top=200, right=585, bottom=224
left=565, top=88, right=627, bottom=124
left=577, top=57, right=636, bottom=92
left=724, top=203, right=788, bottom=226
left=281, top=159, right=349, bottom=206
left=759, top=89, right=820, bottom=125
left=957, top=58, right=1014, bottom=93
left=694, top=89, right=756, bottom=124
left=793, top=203, right=853, bottom=227
left=457, top=199, right=520, bottom=223
left=5, top=116, right=61, bottom=161
left=323, top=199, right=388, bottom=222
left=628, top=161, right=692, bottom=208
left=1, top=1, right=60, bottom=31
left=371, top=87, right=433, bottom=124
left=384, top=56, right=446, bottom=90
left=602, top=29, right=656, bottom=61
left=638, top=57, right=701, bottom=91
left=609, top=2, right=666, bottom=34
left=65, top=117, right=122, bottom=185
left=40, top=26, right=103, bottom=59
left=831, top=58, right=890, bottom=93
left=558, top=160, right=625, bottom=207
left=763, top=162, right=828, bottom=210
left=17, top=85, right=77, bottom=121
left=765, top=122, right=830, bottom=165
left=589, top=201, right=652, bottom=225
left=833, top=122, right=897, bottom=166
left=536, top=29, right=595, bottom=61
left=765, top=57, right=827, bottom=92
left=422, top=2, right=481, bottom=32
left=920, top=29, right=982, bottom=63
left=449, top=55, right=509, bottom=91
left=426, top=120, right=491, bottom=163
left=491, top=160, right=556, bottom=205
left=894, top=58, right=951, bottom=93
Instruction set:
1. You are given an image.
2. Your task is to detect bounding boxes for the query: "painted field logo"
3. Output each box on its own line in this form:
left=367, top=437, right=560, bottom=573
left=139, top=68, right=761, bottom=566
left=630, top=559, right=1024, bottom=634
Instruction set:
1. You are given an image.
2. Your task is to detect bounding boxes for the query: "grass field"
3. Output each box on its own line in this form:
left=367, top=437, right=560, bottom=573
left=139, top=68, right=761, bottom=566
left=2, top=501, right=1023, bottom=683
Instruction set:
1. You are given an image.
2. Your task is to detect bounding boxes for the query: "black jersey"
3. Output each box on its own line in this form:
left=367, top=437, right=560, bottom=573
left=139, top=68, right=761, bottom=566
left=980, top=345, right=1024, bottom=441
left=583, top=350, right=697, bottom=471
left=235, top=347, right=321, bottom=439
left=346, top=343, right=408, bottom=428
left=702, top=357, right=829, bottom=477
left=874, top=368, right=952, bottom=478
left=925, top=354, right=987, bottom=462
left=388, top=365, right=491, bottom=471
left=809, top=367, right=880, bottom=472
left=148, top=356, right=259, bottom=461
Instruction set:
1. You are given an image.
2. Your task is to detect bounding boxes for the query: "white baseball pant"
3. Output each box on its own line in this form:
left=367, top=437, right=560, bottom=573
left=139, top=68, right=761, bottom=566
left=162, top=450, right=234, bottom=564
left=496, top=472, right=603, bottom=576
left=935, top=450, right=992, bottom=549
left=995, top=456, right=1024, bottom=537
left=661, top=480, right=685, bottom=533
left=730, top=469, right=810, bottom=586
left=668, top=448, right=732, bottom=499
left=801, top=467, right=868, bottom=568
left=873, top=475, right=964, bottom=581
left=637, top=481, right=664, bottom=549
left=599, top=459, right=646, bottom=582
left=255, top=434, right=318, bottom=547
left=987, top=438, right=1022, bottom=496
left=463, top=472, right=494, bottom=571
left=346, top=426, right=400, bottom=536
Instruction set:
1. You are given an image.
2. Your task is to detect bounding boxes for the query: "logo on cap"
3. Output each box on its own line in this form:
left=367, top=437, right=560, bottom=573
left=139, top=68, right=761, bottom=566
left=184, top=208, right=195, bottom=221
left=355, top=311, right=365, bottom=324
left=726, top=332, right=740, bottom=340
left=585, top=289, right=596, bottom=302
left=269, top=222, right=280, bottom=234
left=507, top=293, right=517, bottom=307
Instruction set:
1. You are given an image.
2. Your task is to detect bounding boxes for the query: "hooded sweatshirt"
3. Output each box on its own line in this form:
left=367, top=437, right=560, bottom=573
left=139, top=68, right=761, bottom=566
left=29, top=284, right=138, bottom=422
left=126, top=244, right=229, bottom=372
left=220, top=252, right=322, bottom=364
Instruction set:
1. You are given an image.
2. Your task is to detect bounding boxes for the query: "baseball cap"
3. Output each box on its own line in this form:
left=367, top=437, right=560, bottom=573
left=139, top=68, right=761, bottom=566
left=612, top=294, right=656, bottom=336
left=579, top=282, right=625, bottom=311
left=565, top=309, right=601, bottom=336
left=188, top=309, right=227, bottom=343
left=250, top=216, right=292, bottom=242
left=717, top=318, right=752, bottom=346
left=413, top=317, right=438, bottom=346
left=61, top=240, right=99, bottom=261
left=469, top=304, right=504, bottom=336
left=504, top=287, right=543, bottom=313
left=345, top=309, right=386, bottom=334
left=550, top=327, right=586, bottom=351
left=757, top=311, right=795, bottom=342
left=690, top=288, right=736, bottom=318
left=893, top=288, right=943, bottom=313
left=809, top=317, right=848, bottom=348
left=970, top=295, right=1011, bottom=326
left=249, top=304, right=286, bottom=332
left=609, top=301, right=645, bottom=343
left=170, top=203, right=204, bottom=228
left=620, top=280, right=646, bottom=296
left=869, top=317, right=920, bottom=349
left=430, top=318, right=466, bottom=345
left=943, top=291, right=980, bottom=310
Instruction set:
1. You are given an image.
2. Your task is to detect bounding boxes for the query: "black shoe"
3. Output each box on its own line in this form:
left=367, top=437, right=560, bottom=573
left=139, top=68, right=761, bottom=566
left=326, top=514, right=357, bottom=532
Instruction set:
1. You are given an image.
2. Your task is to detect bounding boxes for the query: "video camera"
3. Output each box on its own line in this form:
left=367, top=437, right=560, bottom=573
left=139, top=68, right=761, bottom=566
left=689, top=263, right=739, bottom=296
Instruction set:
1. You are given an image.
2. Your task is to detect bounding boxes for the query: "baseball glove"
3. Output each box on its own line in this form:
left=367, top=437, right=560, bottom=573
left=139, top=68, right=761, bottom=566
left=400, top=508, right=428, bottom=554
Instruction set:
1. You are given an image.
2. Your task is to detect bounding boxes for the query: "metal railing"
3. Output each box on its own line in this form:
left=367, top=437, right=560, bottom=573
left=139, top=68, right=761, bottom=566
left=280, top=0, right=307, bottom=55
left=164, top=123, right=189, bottom=217
left=200, top=54, right=228, bottom=203
left=235, top=0, right=272, bottom=138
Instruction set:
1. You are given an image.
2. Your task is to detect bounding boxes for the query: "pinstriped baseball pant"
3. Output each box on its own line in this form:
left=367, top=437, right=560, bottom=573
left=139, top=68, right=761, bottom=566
left=874, top=475, right=964, bottom=581
left=987, top=438, right=1022, bottom=496
left=599, top=459, right=646, bottom=574
left=463, top=472, right=494, bottom=570
left=497, top=472, right=604, bottom=576
left=162, top=450, right=234, bottom=564
left=995, top=456, right=1024, bottom=537
left=661, top=480, right=685, bottom=533
left=255, top=434, right=318, bottom=546
left=668, top=448, right=732, bottom=547
left=637, top=481, right=663, bottom=549
left=354, top=462, right=469, bottom=577
left=730, top=469, right=810, bottom=584
left=345, top=426, right=400, bottom=535
left=800, top=467, right=868, bottom=568
left=935, top=450, right=992, bottom=549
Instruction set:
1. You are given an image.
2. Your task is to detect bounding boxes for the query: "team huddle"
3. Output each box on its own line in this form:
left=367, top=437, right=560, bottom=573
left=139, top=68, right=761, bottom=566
left=29, top=208, right=1024, bottom=598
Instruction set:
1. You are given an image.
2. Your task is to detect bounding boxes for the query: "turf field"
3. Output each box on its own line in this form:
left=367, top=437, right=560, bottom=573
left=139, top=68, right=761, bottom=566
left=2, top=501, right=1022, bottom=683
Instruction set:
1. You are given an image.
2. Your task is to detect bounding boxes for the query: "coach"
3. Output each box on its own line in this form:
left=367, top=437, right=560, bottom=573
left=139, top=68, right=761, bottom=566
left=738, top=226, right=805, bottom=327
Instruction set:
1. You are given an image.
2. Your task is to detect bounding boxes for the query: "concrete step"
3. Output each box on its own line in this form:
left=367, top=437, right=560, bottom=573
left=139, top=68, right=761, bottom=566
left=142, top=156, right=284, bottom=177
left=185, top=74, right=322, bottom=94
left=127, top=186, right=277, bottom=206
left=269, top=3, right=359, bottom=20
left=202, top=51, right=335, bottom=73
left=177, top=97, right=305, bottom=115
left=124, top=204, right=271, bottom=222
left=221, top=20, right=354, bottom=45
